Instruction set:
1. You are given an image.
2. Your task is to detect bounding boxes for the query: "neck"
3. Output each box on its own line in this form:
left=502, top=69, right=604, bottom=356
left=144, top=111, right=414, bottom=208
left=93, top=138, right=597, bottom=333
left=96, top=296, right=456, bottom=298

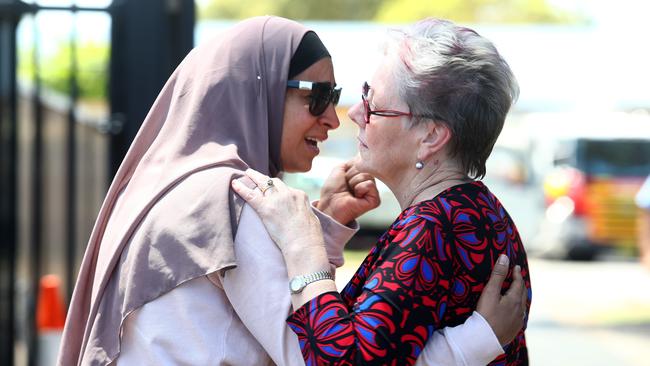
left=386, top=162, right=471, bottom=210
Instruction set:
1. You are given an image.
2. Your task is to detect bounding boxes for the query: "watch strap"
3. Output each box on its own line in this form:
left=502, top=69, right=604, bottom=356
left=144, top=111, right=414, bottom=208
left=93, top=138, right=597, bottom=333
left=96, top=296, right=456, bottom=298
left=290, top=270, right=333, bottom=294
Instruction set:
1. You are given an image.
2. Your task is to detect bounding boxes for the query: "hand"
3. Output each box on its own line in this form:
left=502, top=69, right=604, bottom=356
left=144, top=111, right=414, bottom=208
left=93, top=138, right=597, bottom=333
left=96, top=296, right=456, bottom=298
left=231, top=168, right=324, bottom=254
left=476, top=254, right=528, bottom=346
left=316, top=160, right=380, bottom=225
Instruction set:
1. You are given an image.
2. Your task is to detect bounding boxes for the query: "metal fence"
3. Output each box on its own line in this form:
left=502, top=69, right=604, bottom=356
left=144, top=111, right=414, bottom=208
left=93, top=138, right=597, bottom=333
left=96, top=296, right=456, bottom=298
left=0, top=1, right=194, bottom=364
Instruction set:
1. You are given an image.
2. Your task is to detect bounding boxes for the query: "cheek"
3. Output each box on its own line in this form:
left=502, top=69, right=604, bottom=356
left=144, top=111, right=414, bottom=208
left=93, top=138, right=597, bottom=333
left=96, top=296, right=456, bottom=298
left=279, top=123, right=312, bottom=171
left=366, top=125, right=390, bottom=149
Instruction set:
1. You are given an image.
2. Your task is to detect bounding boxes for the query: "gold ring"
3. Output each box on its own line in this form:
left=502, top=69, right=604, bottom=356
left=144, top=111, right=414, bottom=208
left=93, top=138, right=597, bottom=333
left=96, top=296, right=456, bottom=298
left=259, top=179, right=274, bottom=194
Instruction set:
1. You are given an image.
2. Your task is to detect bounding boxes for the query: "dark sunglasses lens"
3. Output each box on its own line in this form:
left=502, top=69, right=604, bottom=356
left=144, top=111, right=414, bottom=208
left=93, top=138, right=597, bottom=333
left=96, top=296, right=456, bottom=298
left=310, top=96, right=328, bottom=116
left=310, top=101, right=327, bottom=116
left=332, top=88, right=341, bottom=106
left=309, top=84, right=334, bottom=116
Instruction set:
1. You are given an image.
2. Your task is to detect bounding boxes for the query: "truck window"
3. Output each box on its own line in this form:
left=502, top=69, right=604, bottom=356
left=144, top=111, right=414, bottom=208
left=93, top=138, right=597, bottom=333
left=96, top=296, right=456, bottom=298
left=577, top=139, right=650, bottom=177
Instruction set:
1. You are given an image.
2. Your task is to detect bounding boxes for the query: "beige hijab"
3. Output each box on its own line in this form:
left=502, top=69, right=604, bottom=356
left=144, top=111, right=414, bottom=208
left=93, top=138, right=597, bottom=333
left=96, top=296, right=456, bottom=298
left=58, top=16, right=310, bottom=366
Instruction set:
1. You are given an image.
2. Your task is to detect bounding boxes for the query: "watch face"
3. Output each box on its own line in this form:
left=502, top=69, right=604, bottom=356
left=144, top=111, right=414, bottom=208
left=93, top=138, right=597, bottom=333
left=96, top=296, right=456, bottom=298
left=290, top=277, right=305, bottom=293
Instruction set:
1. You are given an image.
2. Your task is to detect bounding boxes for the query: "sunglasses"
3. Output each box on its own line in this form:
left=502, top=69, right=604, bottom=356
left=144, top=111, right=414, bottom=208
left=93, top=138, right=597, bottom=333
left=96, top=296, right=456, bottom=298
left=361, top=81, right=413, bottom=124
left=287, top=80, right=342, bottom=116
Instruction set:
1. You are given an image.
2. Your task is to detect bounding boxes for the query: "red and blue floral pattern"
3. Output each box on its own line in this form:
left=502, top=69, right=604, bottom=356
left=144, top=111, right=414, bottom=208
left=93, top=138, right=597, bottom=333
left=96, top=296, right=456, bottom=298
left=287, top=181, right=531, bottom=365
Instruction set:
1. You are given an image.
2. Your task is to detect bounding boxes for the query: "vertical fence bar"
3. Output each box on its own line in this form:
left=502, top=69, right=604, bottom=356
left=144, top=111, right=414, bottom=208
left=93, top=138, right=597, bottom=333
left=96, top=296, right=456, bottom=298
left=0, top=3, right=21, bottom=364
left=1, top=1, right=195, bottom=362
left=108, top=0, right=194, bottom=178
left=66, top=6, right=79, bottom=302
left=6, top=19, right=18, bottom=366
left=28, top=11, right=43, bottom=366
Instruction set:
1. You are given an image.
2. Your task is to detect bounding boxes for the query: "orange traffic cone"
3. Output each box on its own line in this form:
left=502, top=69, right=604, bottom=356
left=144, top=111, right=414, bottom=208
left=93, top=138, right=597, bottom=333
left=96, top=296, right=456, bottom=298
left=36, top=274, right=66, bottom=366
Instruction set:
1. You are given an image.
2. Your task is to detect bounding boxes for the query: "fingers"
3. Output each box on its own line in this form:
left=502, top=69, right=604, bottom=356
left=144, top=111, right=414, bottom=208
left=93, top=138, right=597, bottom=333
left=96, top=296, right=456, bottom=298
left=243, top=168, right=270, bottom=186
left=354, top=181, right=380, bottom=204
left=231, top=178, right=262, bottom=206
left=517, top=266, right=528, bottom=317
left=504, top=265, right=525, bottom=316
left=347, top=172, right=375, bottom=188
left=505, top=264, right=524, bottom=299
left=329, top=162, right=349, bottom=180
left=322, top=162, right=349, bottom=192
left=484, top=254, right=509, bottom=297
left=232, top=168, right=284, bottom=207
left=345, top=164, right=376, bottom=191
left=353, top=180, right=373, bottom=198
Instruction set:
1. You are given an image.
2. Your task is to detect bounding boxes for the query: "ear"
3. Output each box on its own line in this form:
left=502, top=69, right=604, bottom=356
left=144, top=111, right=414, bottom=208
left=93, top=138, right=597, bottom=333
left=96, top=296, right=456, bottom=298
left=417, top=122, right=452, bottom=161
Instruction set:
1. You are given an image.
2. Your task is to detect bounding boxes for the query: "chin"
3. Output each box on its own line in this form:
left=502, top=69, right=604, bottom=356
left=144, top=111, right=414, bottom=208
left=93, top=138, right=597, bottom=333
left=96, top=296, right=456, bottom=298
left=284, top=160, right=312, bottom=173
left=354, top=159, right=373, bottom=175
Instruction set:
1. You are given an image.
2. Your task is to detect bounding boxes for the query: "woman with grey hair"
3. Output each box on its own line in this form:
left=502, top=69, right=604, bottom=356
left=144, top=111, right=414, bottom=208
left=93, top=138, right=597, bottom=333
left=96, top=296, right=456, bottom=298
left=233, top=18, right=531, bottom=365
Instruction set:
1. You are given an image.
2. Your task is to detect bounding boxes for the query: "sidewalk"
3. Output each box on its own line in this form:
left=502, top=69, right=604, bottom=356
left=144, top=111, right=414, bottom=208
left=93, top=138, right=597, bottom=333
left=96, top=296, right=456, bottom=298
left=337, top=253, right=650, bottom=365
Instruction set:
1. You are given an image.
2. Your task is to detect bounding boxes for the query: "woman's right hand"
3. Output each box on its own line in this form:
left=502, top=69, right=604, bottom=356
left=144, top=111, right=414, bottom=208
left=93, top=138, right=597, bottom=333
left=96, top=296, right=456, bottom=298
left=476, top=254, right=528, bottom=346
left=317, top=160, right=380, bottom=225
left=231, top=168, right=325, bottom=254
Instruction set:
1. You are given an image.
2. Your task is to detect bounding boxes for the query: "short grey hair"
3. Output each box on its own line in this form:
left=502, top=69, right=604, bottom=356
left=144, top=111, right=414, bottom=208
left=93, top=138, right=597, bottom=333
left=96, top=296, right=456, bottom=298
left=386, top=18, right=519, bottom=179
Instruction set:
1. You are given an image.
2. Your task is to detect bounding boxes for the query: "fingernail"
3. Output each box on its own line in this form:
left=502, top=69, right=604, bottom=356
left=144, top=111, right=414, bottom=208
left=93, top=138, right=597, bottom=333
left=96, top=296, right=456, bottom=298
left=515, top=265, right=521, bottom=272
left=497, top=254, right=508, bottom=265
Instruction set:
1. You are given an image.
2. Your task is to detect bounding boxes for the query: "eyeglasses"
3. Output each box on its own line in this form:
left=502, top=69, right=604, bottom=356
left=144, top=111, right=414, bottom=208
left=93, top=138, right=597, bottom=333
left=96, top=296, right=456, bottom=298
left=361, top=81, right=413, bottom=124
left=287, top=80, right=342, bottom=116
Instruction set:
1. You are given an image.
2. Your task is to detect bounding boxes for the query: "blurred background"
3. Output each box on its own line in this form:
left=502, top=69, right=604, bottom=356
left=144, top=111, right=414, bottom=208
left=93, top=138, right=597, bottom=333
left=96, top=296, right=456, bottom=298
left=0, top=0, right=649, bottom=365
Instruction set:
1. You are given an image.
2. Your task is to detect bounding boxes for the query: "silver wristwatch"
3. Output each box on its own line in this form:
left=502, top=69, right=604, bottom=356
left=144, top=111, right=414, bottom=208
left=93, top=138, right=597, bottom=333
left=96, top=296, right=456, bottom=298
left=289, top=270, right=334, bottom=294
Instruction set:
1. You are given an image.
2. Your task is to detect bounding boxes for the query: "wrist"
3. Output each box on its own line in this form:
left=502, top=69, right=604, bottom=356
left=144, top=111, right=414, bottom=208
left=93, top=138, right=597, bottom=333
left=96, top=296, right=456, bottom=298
left=282, top=241, right=330, bottom=278
left=315, top=199, right=335, bottom=218
left=316, top=200, right=353, bottom=226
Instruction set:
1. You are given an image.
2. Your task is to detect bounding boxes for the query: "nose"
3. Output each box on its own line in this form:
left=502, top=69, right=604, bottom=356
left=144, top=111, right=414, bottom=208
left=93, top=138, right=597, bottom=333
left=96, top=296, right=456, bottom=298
left=347, top=100, right=365, bottom=129
left=319, top=103, right=340, bottom=130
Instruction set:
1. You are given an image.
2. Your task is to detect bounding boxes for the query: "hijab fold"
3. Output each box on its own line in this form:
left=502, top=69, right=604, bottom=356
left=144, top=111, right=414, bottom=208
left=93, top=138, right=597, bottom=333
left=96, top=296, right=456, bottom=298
left=57, top=16, right=310, bottom=366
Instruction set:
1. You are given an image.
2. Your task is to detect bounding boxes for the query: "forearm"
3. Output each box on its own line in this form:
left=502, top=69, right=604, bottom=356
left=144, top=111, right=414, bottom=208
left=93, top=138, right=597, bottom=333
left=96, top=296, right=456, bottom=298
left=287, top=289, right=430, bottom=366
left=312, top=200, right=359, bottom=268
left=221, top=205, right=311, bottom=365
left=286, top=247, right=450, bottom=365
left=283, top=242, right=337, bottom=309
left=415, top=312, right=503, bottom=366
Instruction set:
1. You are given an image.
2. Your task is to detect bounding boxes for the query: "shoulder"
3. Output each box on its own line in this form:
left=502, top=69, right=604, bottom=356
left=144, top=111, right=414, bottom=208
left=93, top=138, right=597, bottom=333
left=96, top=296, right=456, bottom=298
left=382, top=205, right=449, bottom=261
left=236, top=203, right=272, bottom=241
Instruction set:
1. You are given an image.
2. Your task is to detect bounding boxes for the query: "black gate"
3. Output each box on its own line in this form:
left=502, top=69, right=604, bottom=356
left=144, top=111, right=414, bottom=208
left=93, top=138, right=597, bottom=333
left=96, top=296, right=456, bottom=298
left=0, top=1, right=194, bottom=364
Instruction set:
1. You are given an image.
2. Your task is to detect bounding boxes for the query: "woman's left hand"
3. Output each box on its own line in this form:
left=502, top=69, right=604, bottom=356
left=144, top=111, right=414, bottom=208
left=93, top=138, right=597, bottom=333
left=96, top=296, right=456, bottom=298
left=476, top=255, right=528, bottom=346
left=231, top=168, right=325, bottom=254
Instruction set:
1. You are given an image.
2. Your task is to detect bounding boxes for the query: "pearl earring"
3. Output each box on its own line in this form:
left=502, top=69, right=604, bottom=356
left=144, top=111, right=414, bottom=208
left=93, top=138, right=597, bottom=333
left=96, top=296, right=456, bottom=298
left=415, top=161, right=424, bottom=169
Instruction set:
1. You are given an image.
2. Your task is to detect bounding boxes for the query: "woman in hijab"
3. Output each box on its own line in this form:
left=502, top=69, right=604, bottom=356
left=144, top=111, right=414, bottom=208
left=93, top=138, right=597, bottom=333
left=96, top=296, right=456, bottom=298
left=58, top=16, right=526, bottom=366
left=233, top=18, right=532, bottom=365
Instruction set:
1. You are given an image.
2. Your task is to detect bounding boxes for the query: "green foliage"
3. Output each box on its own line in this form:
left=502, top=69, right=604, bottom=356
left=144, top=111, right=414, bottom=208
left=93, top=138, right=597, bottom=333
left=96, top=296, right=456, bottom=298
left=375, top=0, right=583, bottom=24
left=199, top=0, right=384, bottom=21
left=18, top=42, right=109, bottom=101
left=198, top=0, right=585, bottom=24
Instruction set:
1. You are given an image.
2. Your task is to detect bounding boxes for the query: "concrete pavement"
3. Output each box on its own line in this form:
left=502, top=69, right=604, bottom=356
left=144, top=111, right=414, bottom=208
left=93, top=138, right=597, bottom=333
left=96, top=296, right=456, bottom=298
left=336, top=255, right=650, bottom=365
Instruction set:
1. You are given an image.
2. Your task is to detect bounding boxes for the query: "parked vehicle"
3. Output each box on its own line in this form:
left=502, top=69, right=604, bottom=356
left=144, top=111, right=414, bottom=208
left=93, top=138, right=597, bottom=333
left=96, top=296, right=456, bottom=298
left=528, top=112, right=650, bottom=260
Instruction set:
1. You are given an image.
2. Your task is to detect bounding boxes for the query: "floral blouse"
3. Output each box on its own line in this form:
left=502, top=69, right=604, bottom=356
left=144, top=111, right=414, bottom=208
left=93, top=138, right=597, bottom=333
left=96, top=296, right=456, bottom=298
left=286, top=181, right=531, bottom=366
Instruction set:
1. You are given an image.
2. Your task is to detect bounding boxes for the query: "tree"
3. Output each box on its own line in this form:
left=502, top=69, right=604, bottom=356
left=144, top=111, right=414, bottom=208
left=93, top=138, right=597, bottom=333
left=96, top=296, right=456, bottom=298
left=199, top=0, right=383, bottom=21
left=19, top=42, right=109, bottom=100
left=374, top=0, right=583, bottom=24
left=198, top=0, right=585, bottom=24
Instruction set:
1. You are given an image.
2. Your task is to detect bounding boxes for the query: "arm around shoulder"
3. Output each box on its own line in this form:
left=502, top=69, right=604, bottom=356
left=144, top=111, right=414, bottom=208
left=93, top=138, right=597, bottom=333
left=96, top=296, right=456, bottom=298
left=415, top=311, right=503, bottom=366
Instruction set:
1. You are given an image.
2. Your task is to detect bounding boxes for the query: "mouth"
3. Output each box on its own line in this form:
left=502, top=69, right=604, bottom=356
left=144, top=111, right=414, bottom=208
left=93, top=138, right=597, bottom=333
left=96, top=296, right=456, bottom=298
left=357, top=137, right=368, bottom=149
left=305, top=136, right=325, bottom=154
